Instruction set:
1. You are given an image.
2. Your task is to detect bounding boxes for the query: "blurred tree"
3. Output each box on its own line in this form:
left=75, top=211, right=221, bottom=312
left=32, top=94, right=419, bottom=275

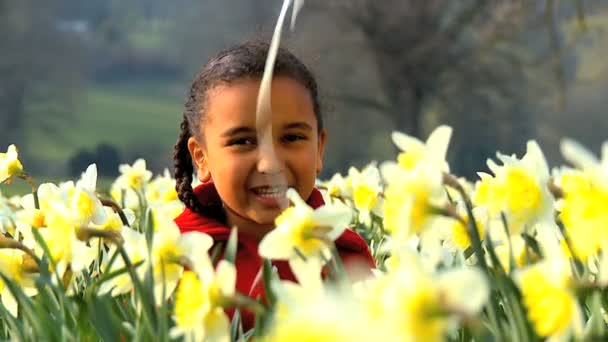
left=0, top=0, right=85, bottom=151
left=313, top=1, right=542, bottom=136
left=306, top=0, right=587, bottom=175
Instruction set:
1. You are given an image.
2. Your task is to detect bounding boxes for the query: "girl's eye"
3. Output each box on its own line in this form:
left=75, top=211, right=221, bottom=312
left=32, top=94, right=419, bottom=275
left=228, top=137, right=256, bottom=147
left=282, top=134, right=307, bottom=143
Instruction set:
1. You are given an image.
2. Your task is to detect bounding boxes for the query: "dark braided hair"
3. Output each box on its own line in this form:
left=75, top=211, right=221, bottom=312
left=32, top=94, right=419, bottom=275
left=173, top=40, right=323, bottom=215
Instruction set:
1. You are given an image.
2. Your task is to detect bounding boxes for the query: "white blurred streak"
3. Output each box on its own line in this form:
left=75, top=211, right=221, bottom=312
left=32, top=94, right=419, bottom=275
left=256, top=0, right=302, bottom=210
left=291, top=0, right=305, bottom=30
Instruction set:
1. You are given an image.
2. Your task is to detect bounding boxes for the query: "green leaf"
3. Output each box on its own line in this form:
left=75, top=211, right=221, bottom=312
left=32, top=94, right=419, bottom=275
left=231, top=309, right=242, bottom=341
left=225, top=228, right=238, bottom=265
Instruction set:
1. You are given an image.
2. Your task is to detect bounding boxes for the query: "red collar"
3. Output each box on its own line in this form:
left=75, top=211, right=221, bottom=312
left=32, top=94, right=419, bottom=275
left=174, top=182, right=368, bottom=252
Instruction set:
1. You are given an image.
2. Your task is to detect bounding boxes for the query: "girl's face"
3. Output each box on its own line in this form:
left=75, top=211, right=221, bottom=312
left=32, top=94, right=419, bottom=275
left=188, top=76, right=326, bottom=239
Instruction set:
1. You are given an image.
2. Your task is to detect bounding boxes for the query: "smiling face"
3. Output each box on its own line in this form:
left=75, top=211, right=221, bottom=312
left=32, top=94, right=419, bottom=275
left=187, top=76, right=326, bottom=239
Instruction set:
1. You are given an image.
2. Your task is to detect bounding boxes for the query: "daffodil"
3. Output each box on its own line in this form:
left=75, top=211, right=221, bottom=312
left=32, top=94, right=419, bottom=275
left=473, top=141, right=554, bottom=236
left=391, top=125, right=452, bottom=172
left=151, top=214, right=213, bottom=302
left=442, top=206, right=487, bottom=252
left=347, top=164, right=384, bottom=226
left=111, top=159, right=153, bottom=211
left=259, top=188, right=352, bottom=282
left=358, top=250, right=488, bottom=342
left=555, top=140, right=608, bottom=261
left=560, top=137, right=608, bottom=173
left=146, top=169, right=180, bottom=205
left=170, top=261, right=236, bottom=342
left=321, top=172, right=349, bottom=199
left=381, top=167, right=448, bottom=239
left=0, top=145, right=23, bottom=184
left=118, top=159, right=153, bottom=191
left=98, top=226, right=148, bottom=297
left=517, top=260, right=583, bottom=339
left=71, top=164, right=107, bottom=226
left=0, top=192, right=17, bottom=235
left=0, top=249, right=38, bottom=317
left=37, top=200, right=96, bottom=275
left=264, top=282, right=378, bottom=342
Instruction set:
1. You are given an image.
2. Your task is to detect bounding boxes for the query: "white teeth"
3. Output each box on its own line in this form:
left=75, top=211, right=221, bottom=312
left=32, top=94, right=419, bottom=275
left=253, top=187, right=286, bottom=198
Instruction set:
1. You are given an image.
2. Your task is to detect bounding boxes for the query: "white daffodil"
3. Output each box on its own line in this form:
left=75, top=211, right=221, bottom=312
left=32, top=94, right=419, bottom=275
left=259, top=188, right=352, bottom=282
left=117, top=159, right=153, bottom=191
left=265, top=282, right=380, bottom=342
left=473, top=141, right=554, bottom=236
left=98, top=226, right=148, bottom=297
left=110, top=159, right=153, bottom=211
left=0, top=192, right=17, bottom=235
left=390, top=125, right=452, bottom=173
left=146, top=169, right=180, bottom=205
left=71, top=164, right=107, bottom=226
left=560, top=138, right=608, bottom=173
left=169, top=261, right=236, bottom=342
left=321, top=172, right=349, bottom=199
left=347, top=164, right=384, bottom=227
left=0, top=145, right=23, bottom=184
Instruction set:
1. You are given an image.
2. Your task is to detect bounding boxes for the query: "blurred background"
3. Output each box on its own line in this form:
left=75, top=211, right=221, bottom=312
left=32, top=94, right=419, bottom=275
left=1, top=0, right=607, bottom=189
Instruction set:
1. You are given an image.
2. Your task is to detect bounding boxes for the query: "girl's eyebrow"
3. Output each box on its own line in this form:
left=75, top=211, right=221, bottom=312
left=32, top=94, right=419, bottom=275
left=283, top=122, right=312, bottom=131
left=220, top=126, right=255, bottom=138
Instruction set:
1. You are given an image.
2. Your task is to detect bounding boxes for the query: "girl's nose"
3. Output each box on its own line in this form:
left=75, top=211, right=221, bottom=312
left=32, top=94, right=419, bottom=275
left=256, top=140, right=284, bottom=175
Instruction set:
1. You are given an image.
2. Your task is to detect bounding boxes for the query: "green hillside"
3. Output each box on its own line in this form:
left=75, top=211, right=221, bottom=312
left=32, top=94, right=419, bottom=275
left=25, top=80, right=185, bottom=173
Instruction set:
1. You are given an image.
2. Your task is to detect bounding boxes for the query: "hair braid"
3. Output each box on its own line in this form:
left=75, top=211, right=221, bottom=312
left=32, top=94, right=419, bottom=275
left=173, top=116, right=206, bottom=214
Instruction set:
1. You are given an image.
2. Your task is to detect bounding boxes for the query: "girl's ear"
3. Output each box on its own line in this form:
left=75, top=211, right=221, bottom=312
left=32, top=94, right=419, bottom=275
left=316, top=129, right=327, bottom=175
left=187, top=137, right=212, bottom=183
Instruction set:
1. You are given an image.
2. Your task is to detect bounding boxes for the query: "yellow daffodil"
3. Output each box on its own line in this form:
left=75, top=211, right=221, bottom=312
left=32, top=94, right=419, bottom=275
left=517, top=260, right=583, bottom=339
left=0, top=145, right=23, bottom=184
left=555, top=140, right=608, bottom=261
left=170, top=261, right=236, bottom=342
left=442, top=206, right=487, bottom=252
left=473, top=141, right=554, bottom=236
left=259, top=188, right=352, bottom=282
left=0, top=249, right=38, bottom=317
left=359, top=251, right=488, bottom=342
left=381, top=167, right=447, bottom=239
left=151, top=215, right=213, bottom=302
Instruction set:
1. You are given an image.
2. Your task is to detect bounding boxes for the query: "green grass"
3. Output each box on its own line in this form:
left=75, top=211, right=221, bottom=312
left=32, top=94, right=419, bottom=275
left=27, top=80, right=185, bottom=165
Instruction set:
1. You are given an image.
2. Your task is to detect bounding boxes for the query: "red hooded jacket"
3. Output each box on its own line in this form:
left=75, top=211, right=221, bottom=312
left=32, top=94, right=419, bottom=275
left=174, top=182, right=375, bottom=329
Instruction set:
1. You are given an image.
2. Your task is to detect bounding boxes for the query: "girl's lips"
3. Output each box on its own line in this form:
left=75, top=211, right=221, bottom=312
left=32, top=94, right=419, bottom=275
left=250, top=186, right=290, bottom=208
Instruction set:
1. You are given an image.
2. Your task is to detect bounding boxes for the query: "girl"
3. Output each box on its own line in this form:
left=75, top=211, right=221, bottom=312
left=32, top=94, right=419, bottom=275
left=172, top=40, right=374, bottom=328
